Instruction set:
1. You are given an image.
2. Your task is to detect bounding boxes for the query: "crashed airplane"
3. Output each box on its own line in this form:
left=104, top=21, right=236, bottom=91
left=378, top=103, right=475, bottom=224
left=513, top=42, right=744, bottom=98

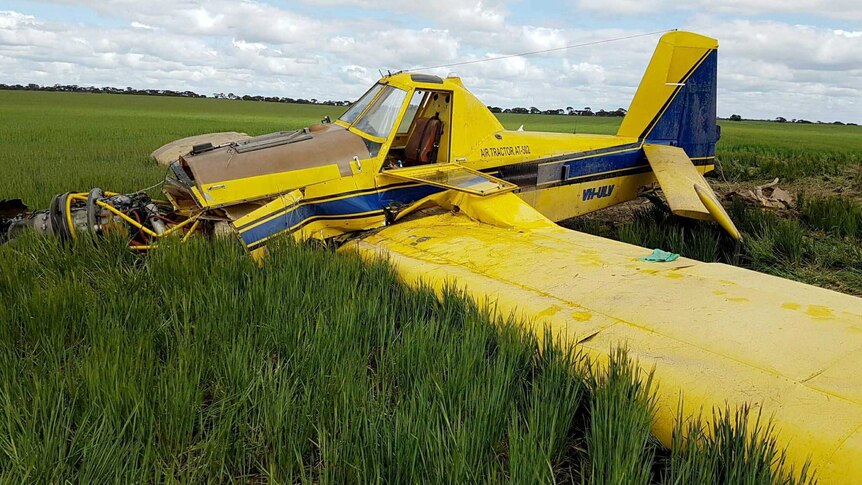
left=2, top=31, right=861, bottom=482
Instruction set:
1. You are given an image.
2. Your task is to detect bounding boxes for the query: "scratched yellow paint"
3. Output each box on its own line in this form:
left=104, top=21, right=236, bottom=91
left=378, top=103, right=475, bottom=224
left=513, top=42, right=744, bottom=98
left=344, top=192, right=862, bottom=484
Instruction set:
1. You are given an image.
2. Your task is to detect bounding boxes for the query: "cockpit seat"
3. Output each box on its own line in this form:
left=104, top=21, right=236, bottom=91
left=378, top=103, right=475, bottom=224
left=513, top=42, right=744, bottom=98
left=404, top=116, right=443, bottom=166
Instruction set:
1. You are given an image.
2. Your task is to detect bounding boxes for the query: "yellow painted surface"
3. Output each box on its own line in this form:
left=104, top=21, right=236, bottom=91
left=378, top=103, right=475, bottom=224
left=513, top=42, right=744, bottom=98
left=618, top=31, right=718, bottom=139
left=343, top=192, right=862, bottom=483
left=232, top=189, right=303, bottom=236
left=523, top=171, right=658, bottom=222
left=695, top=183, right=741, bottom=240
left=644, top=144, right=712, bottom=219
left=464, top=132, right=638, bottom=172
left=195, top=32, right=724, bottom=243
left=196, top=164, right=343, bottom=208
left=644, top=144, right=741, bottom=239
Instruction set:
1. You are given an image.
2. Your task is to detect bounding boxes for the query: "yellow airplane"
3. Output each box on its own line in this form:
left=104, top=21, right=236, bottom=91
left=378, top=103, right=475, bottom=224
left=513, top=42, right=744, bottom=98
left=4, top=31, right=862, bottom=483
left=2, top=31, right=735, bottom=252
left=164, top=30, right=738, bottom=254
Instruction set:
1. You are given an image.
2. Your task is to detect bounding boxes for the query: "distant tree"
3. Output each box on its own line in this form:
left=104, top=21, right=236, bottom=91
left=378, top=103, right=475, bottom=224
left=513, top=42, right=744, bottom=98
left=729, top=114, right=742, bottom=121
left=566, top=106, right=574, bottom=115
left=529, top=106, right=540, bottom=114
left=775, top=116, right=787, bottom=123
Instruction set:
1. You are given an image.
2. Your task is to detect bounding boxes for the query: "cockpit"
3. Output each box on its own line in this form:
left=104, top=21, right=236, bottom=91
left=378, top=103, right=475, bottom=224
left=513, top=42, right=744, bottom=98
left=336, top=78, right=453, bottom=170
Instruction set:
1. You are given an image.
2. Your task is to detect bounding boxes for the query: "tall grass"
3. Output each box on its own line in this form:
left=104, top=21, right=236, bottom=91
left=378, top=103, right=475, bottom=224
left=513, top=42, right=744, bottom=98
left=663, top=405, right=814, bottom=485
left=799, top=192, right=862, bottom=240
left=0, top=234, right=812, bottom=482
left=586, top=349, right=657, bottom=485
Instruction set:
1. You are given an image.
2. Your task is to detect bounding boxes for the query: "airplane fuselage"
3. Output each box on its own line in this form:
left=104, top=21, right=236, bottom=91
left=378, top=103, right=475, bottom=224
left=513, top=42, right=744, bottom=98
left=168, top=32, right=722, bottom=253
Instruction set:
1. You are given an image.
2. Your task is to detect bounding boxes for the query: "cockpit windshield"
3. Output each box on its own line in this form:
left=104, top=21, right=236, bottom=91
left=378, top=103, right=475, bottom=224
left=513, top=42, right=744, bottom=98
left=339, top=84, right=383, bottom=125
left=339, top=84, right=408, bottom=141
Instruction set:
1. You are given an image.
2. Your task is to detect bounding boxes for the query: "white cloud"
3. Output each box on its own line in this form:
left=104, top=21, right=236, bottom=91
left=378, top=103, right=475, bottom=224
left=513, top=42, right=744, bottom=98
left=299, top=0, right=508, bottom=30
left=0, top=3, right=860, bottom=123
left=130, top=21, right=154, bottom=30
left=575, top=0, right=862, bottom=21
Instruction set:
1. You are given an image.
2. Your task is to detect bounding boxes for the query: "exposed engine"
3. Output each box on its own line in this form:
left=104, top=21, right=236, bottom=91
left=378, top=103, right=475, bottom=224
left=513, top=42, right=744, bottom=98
left=1, top=188, right=200, bottom=248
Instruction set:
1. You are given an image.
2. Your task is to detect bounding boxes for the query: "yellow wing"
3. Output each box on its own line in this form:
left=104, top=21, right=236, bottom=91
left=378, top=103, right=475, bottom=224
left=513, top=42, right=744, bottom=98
left=343, top=192, right=862, bottom=484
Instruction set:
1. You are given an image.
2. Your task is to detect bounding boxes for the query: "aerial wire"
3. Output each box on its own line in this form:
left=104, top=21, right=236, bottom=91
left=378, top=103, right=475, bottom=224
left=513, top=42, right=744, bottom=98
left=405, top=29, right=675, bottom=72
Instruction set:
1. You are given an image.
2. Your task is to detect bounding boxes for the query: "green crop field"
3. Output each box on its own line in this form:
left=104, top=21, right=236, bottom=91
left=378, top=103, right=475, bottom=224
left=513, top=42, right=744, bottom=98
left=2, top=90, right=856, bottom=482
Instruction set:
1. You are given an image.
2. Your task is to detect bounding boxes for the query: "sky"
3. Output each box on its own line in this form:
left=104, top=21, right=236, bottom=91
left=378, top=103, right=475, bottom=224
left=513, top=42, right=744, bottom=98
left=1, top=0, right=860, bottom=123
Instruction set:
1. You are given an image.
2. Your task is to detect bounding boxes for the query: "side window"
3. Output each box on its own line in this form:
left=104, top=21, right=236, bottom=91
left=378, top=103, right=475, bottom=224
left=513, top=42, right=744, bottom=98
left=397, top=91, right=426, bottom=135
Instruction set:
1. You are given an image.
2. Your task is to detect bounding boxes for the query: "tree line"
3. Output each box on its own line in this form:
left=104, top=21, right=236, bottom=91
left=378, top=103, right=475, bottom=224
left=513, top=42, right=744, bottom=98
left=0, top=83, right=351, bottom=106
left=0, top=83, right=631, bottom=114
left=727, top=113, right=856, bottom=126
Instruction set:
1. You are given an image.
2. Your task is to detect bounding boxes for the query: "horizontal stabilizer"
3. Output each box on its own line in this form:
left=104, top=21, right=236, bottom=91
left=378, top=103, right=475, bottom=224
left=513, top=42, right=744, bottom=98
left=643, top=144, right=740, bottom=239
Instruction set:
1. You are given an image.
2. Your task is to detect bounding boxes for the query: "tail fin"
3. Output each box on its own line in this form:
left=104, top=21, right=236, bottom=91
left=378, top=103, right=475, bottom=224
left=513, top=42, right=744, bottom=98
left=618, top=31, right=719, bottom=160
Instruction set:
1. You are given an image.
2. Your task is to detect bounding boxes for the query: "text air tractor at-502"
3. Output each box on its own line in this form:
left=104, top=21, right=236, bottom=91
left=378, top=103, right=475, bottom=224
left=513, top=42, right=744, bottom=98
left=3, top=32, right=861, bottom=482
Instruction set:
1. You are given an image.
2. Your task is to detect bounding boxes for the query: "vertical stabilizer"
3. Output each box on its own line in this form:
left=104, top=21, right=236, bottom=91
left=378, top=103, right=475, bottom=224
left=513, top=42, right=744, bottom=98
left=618, top=31, right=719, bottom=160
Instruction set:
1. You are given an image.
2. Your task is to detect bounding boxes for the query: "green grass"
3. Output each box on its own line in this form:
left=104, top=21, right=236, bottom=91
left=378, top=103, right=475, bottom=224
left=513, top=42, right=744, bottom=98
left=717, top=121, right=862, bottom=182
left=663, top=405, right=813, bottom=485
left=0, top=91, right=344, bottom=207
left=799, top=192, right=862, bottom=240
left=0, top=90, right=829, bottom=482
left=496, top=113, right=621, bottom=135
left=0, top=234, right=813, bottom=483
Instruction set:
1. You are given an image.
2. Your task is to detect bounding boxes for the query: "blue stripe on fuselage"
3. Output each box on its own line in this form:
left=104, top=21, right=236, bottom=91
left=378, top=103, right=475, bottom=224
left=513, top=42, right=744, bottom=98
left=562, top=148, right=646, bottom=181
left=240, top=183, right=443, bottom=246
